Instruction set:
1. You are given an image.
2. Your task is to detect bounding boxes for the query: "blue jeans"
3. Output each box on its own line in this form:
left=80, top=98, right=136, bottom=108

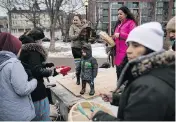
left=32, top=97, right=50, bottom=121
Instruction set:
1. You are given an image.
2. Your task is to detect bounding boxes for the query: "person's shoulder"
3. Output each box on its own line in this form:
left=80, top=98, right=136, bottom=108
left=90, top=56, right=97, bottom=60
left=3, top=58, right=21, bottom=71
left=130, top=74, right=169, bottom=94
left=132, top=74, right=160, bottom=86
left=127, top=19, right=136, bottom=25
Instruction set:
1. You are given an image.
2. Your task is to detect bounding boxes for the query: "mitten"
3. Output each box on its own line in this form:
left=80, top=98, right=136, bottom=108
left=59, top=66, right=71, bottom=76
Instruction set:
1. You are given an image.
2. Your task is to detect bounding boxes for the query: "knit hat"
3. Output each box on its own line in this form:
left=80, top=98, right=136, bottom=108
left=166, top=16, right=175, bottom=31
left=126, top=22, right=164, bottom=51
left=19, top=35, right=35, bottom=44
left=0, top=32, right=22, bottom=55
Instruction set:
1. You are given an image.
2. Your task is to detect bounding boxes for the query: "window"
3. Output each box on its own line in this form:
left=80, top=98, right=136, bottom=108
left=156, top=8, right=163, bottom=14
left=102, top=3, right=109, bottom=9
left=126, top=2, right=139, bottom=8
left=118, top=2, right=124, bottom=8
left=112, top=2, right=118, bottom=8
left=102, top=23, right=108, bottom=32
left=111, top=9, right=117, bottom=15
left=140, top=2, right=148, bottom=8
left=111, top=2, right=124, bottom=8
left=133, top=2, right=139, bottom=8
left=102, top=9, right=108, bottom=16
left=102, top=16, right=108, bottom=22
left=111, top=16, right=117, bottom=21
left=157, top=2, right=163, bottom=7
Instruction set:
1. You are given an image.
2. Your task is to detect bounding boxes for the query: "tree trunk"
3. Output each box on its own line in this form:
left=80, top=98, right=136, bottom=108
left=8, top=11, right=12, bottom=33
left=33, top=12, right=37, bottom=28
left=49, top=24, right=55, bottom=51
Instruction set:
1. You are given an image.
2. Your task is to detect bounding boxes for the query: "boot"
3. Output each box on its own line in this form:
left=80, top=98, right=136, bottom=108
left=89, top=82, right=95, bottom=96
left=76, top=73, right=80, bottom=85
left=80, top=81, right=86, bottom=95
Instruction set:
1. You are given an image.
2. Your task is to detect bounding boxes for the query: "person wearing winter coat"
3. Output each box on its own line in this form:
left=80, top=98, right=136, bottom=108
left=77, top=44, right=98, bottom=96
left=112, top=6, right=136, bottom=79
left=166, top=16, right=175, bottom=51
left=91, top=22, right=175, bottom=121
left=69, top=14, right=89, bottom=85
left=19, top=28, right=59, bottom=121
left=0, top=32, right=37, bottom=121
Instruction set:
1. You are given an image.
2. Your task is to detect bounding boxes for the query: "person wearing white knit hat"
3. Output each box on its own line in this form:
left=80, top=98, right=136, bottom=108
left=91, top=22, right=175, bottom=121
left=126, top=22, right=164, bottom=60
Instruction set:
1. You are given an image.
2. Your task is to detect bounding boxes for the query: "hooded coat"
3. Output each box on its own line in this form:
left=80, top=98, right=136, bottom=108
left=0, top=32, right=37, bottom=121
left=77, top=44, right=98, bottom=81
left=19, top=43, right=52, bottom=102
left=92, top=51, right=175, bottom=121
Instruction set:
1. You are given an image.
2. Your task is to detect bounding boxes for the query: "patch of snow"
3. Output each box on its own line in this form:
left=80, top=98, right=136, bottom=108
left=43, top=41, right=108, bottom=58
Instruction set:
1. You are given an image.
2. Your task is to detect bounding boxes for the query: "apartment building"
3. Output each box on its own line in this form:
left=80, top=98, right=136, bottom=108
left=88, top=0, right=175, bottom=35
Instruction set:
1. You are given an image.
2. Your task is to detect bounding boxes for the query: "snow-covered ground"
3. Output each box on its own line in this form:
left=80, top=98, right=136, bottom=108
left=42, top=41, right=108, bottom=58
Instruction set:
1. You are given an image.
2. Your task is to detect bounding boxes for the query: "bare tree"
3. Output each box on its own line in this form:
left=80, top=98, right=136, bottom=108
left=0, top=0, right=17, bottom=33
left=58, top=0, right=83, bottom=42
left=16, top=0, right=43, bottom=28
left=45, top=0, right=64, bottom=51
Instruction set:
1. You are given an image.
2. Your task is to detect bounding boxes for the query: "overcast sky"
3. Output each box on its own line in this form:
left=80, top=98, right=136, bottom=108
left=0, top=0, right=85, bottom=17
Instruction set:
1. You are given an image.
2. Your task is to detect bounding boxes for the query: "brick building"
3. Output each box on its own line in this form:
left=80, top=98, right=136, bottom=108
left=88, top=0, right=175, bottom=35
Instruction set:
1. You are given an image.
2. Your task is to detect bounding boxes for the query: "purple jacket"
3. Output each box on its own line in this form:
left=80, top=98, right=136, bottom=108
left=114, top=19, right=136, bottom=66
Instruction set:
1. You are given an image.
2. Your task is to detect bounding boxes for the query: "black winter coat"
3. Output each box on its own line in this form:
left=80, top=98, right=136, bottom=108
left=93, top=51, right=175, bottom=121
left=19, top=43, right=52, bottom=102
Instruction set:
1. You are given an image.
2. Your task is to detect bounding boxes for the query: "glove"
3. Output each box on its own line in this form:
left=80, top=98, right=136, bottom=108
left=52, top=68, right=59, bottom=77
left=42, top=62, right=54, bottom=68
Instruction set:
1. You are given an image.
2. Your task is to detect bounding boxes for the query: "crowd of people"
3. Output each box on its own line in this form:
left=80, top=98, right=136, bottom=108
left=0, top=5, right=175, bottom=121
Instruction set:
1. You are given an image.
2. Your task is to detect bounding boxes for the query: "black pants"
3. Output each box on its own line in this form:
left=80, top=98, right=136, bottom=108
left=116, top=66, right=121, bottom=80
left=71, top=47, right=82, bottom=59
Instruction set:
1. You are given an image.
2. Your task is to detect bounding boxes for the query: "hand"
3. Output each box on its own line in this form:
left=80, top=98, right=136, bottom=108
left=90, top=106, right=101, bottom=120
left=44, top=63, right=54, bottom=68
left=112, top=33, right=119, bottom=39
left=52, top=68, right=59, bottom=77
left=99, top=92, right=113, bottom=103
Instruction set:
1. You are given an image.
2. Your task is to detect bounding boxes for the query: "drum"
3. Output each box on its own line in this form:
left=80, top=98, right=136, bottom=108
left=99, top=31, right=115, bottom=47
left=68, top=101, right=114, bottom=121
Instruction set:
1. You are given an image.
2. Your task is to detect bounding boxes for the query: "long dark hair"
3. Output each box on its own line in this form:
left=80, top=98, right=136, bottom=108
left=114, top=6, right=137, bottom=31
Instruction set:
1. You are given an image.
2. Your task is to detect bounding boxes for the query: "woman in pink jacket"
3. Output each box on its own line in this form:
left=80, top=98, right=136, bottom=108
left=112, top=6, right=137, bottom=79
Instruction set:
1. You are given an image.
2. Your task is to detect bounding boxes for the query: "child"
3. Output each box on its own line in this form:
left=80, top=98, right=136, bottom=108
left=77, top=44, right=98, bottom=96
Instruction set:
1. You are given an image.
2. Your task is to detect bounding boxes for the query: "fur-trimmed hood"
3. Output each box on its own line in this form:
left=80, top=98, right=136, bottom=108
left=21, top=43, right=48, bottom=61
left=117, top=50, right=175, bottom=89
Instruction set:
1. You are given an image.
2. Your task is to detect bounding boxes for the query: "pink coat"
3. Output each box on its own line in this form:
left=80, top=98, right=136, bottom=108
left=114, top=19, right=136, bottom=66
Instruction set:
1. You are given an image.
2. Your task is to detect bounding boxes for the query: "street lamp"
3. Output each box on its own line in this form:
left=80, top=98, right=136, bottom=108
left=82, top=0, right=89, bottom=20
